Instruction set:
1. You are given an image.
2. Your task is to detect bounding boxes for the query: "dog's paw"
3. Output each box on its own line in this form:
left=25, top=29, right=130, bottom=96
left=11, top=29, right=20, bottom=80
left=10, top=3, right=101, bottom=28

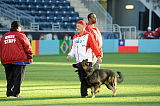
left=112, top=95, right=116, bottom=97
left=95, top=90, right=100, bottom=94
left=91, top=95, right=95, bottom=98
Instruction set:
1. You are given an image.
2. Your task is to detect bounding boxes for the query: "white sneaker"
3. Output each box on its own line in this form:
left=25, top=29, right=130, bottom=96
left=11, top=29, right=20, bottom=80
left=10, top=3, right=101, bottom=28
left=7, top=95, right=22, bottom=98
left=7, top=96, right=17, bottom=98
left=16, top=95, right=22, bottom=98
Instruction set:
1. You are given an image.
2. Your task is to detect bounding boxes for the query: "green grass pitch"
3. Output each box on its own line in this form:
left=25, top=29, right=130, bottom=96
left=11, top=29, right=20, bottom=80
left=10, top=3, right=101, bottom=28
left=0, top=53, right=160, bottom=106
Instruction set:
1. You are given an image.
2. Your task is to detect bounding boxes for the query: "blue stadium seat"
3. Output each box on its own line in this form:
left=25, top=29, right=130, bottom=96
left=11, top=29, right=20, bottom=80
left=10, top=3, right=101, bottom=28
left=62, top=17, right=69, bottom=22
left=70, top=22, right=76, bottom=30
left=20, top=0, right=27, bottom=3
left=70, top=11, right=79, bottom=17
left=66, top=6, right=74, bottom=11
left=26, top=0, right=34, bottom=3
left=14, top=0, right=20, bottom=2
left=55, top=11, right=63, bottom=17
left=53, top=17, right=63, bottom=22
left=61, top=22, right=72, bottom=30
left=3, top=0, right=82, bottom=31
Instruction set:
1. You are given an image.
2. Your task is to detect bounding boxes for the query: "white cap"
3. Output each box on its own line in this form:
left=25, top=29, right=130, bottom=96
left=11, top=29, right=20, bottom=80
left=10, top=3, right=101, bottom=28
left=147, top=27, right=151, bottom=30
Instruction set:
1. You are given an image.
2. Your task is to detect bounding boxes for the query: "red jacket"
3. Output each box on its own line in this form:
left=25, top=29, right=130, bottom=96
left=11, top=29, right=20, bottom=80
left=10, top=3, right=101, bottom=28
left=86, top=22, right=103, bottom=57
left=155, top=27, right=160, bottom=36
left=143, top=31, right=154, bottom=39
left=0, top=31, right=33, bottom=64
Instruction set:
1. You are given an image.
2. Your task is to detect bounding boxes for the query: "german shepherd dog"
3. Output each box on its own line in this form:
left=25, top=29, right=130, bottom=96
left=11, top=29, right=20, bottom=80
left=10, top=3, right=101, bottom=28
left=72, top=59, right=124, bottom=98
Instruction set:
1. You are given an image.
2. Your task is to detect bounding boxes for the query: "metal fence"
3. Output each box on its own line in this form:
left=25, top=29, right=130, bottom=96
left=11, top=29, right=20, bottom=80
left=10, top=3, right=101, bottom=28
left=105, top=24, right=137, bottom=39
left=120, top=26, right=137, bottom=39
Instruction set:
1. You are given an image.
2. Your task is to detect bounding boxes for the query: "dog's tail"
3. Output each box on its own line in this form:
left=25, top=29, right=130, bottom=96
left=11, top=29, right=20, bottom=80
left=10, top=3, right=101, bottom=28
left=117, top=72, right=124, bottom=83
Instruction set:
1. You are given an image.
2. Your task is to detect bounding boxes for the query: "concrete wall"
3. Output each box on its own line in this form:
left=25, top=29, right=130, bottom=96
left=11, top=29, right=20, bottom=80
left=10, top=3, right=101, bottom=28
left=138, top=40, right=160, bottom=53
left=107, top=0, right=145, bottom=29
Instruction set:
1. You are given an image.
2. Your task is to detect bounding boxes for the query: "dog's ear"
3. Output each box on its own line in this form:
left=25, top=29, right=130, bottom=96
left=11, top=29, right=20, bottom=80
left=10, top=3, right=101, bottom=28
left=85, top=59, right=88, bottom=62
left=82, top=59, right=88, bottom=63
left=72, top=64, right=78, bottom=68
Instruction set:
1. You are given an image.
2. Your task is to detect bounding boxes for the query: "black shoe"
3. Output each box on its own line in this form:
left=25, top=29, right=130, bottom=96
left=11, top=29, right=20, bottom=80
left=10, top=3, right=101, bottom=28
left=81, top=96, right=88, bottom=98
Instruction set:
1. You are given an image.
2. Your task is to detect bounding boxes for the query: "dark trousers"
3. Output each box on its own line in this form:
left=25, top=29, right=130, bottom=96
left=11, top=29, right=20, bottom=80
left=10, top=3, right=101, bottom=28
left=3, top=64, right=26, bottom=97
left=80, top=78, right=89, bottom=96
left=78, top=62, right=92, bottom=97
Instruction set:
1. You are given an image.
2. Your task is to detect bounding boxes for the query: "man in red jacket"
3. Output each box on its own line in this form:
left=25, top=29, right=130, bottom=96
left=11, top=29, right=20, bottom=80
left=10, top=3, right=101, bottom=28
left=143, top=27, right=155, bottom=39
left=86, top=13, right=103, bottom=69
left=0, top=21, right=33, bottom=98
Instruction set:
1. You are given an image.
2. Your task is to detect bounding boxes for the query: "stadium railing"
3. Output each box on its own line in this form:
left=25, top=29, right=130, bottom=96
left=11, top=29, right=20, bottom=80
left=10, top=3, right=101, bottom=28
left=80, top=0, right=112, bottom=32
left=106, top=24, right=137, bottom=39
left=0, top=1, right=35, bottom=29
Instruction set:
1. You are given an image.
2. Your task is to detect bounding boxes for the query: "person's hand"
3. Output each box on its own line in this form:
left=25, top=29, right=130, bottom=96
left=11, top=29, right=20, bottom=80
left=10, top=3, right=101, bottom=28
left=28, top=59, right=33, bottom=64
left=97, top=57, right=102, bottom=64
left=66, top=55, right=72, bottom=61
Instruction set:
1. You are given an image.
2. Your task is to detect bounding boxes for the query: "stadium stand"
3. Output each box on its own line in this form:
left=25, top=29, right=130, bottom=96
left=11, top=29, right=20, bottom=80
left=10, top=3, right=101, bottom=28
left=140, top=0, right=160, bottom=18
left=0, top=17, right=11, bottom=30
left=0, top=0, right=83, bottom=31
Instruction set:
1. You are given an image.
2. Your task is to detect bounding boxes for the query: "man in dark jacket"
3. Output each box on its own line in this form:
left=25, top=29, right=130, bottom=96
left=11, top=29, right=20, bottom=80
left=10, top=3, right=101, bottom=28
left=0, top=21, right=33, bottom=98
